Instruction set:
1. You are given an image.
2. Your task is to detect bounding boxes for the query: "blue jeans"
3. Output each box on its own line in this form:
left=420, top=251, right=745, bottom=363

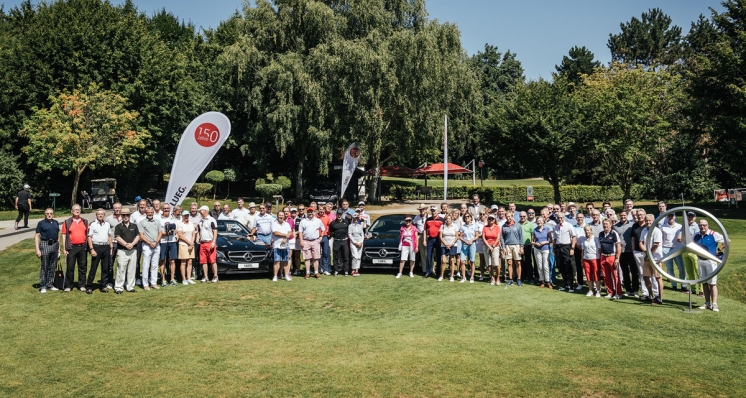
left=320, top=236, right=331, bottom=273
left=663, top=247, right=686, bottom=289
left=549, top=249, right=556, bottom=283
left=426, top=237, right=441, bottom=275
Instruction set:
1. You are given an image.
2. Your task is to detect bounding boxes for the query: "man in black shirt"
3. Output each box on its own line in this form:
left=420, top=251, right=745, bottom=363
left=114, top=208, right=140, bottom=294
left=330, top=209, right=351, bottom=276
left=15, top=184, right=32, bottom=230
left=34, top=208, right=60, bottom=293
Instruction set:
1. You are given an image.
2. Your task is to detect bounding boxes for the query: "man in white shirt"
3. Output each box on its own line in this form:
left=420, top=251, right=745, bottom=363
left=271, top=211, right=293, bottom=282
left=152, top=199, right=163, bottom=216
left=252, top=203, right=275, bottom=247
left=130, top=198, right=148, bottom=286
left=640, top=214, right=664, bottom=305
left=158, top=204, right=179, bottom=287
left=87, top=209, right=112, bottom=293
left=660, top=213, right=685, bottom=291
left=299, top=208, right=325, bottom=279
left=197, top=206, right=219, bottom=283
left=553, top=211, right=577, bottom=292
left=103, top=202, right=123, bottom=290
left=139, top=207, right=162, bottom=290
left=230, top=198, right=252, bottom=226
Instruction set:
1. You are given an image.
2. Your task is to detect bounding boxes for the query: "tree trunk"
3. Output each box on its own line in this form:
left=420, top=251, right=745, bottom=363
left=226, top=182, right=230, bottom=198
left=295, top=158, right=304, bottom=200
left=71, top=165, right=86, bottom=208
left=367, top=152, right=381, bottom=202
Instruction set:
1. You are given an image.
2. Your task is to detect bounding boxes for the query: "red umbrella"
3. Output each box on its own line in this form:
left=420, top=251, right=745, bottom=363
left=414, top=162, right=472, bottom=175
left=368, top=166, right=417, bottom=177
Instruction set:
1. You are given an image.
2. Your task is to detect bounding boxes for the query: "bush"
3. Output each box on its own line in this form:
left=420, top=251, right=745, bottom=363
left=189, top=183, right=212, bottom=203
left=255, top=178, right=266, bottom=188
left=205, top=170, right=225, bottom=199
left=0, top=151, right=26, bottom=209
left=276, top=175, right=292, bottom=191
left=387, top=184, right=645, bottom=203
left=256, top=184, right=282, bottom=201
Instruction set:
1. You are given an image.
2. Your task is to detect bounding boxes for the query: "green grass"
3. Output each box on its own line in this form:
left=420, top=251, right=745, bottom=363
left=2, top=215, right=746, bottom=396
left=382, top=176, right=551, bottom=187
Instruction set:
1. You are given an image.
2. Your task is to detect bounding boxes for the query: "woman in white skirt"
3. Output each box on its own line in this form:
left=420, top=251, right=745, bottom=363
left=348, top=212, right=365, bottom=276
left=397, top=215, right=417, bottom=278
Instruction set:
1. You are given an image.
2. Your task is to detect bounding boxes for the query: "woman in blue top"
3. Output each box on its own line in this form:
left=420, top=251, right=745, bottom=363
left=532, top=217, right=554, bottom=289
left=459, top=213, right=480, bottom=284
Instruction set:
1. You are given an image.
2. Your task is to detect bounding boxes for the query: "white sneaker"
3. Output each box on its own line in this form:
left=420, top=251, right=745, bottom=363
left=395, top=273, right=402, bottom=279
left=456, top=272, right=462, bottom=278
left=449, top=277, right=455, bottom=282
left=576, top=284, right=583, bottom=291
left=188, top=279, right=196, bottom=284
left=285, top=275, right=292, bottom=281
left=586, top=291, right=593, bottom=297
left=212, top=277, right=218, bottom=283
left=40, top=288, right=47, bottom=293
left=606, top=294, right=614, bottom=299
left=272, top=276, right=278, bottom=282
left=470, top=279, right=474, bottom=283
left=460, top=278, right=466, bottom=283
left=182, top=280, right=189, bottom=285
left=409, top=272, right=414, bottom=278
left=200, top=278, right=207, bottom=283
left=438, top=277, right=443, bottom=282
left=79, top=287, right=86, bottom=292
left=323, top=271, right=331, bottom=276
left=712, top=303, right=720, bottom=312
left=50, top=287, right=59, bottom=291
left=595, top=292, right=601, bottom=298
left=568, top=289, right=575, bottom=293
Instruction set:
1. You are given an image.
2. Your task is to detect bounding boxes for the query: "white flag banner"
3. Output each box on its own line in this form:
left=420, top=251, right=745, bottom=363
left=341, top=143, right=361, bottom=200
left=165, top=112, right=231, bottom=206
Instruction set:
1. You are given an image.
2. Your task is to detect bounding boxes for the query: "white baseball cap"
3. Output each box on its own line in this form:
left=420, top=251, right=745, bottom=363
left=23, top=184, right=30, bottom=189
left=199, top=205, right=209, bottom=211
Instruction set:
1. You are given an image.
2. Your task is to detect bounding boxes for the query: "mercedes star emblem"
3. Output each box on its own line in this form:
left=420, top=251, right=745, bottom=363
left=379, top=249, right=388, bottom=257
left=243, top=252, right=253, bottom=262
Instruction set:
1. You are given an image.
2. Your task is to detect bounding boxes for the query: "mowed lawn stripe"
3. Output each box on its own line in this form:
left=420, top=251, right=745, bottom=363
left=1, top=239, right=745, bottom=397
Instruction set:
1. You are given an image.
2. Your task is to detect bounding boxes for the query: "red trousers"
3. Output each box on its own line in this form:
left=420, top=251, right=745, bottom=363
left=583, top=258, right=599, bottom=282
left=601, top=255, right=621, bottom=296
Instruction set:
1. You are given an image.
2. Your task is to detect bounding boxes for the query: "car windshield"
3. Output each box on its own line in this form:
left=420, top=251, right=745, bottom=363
left=218, top=220, right=250, bottom=236
left=369, top=217, right=406, bottom=233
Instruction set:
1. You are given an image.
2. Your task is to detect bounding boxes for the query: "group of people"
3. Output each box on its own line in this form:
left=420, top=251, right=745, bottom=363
left=398, top=195, right=726, bottom=311
left=31, top=191, right=727, bottom=311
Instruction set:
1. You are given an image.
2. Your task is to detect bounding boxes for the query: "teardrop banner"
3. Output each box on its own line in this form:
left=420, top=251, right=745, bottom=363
left=166, top=112, right=231, bottom=206
left=341, top=143, right=361, bottom=200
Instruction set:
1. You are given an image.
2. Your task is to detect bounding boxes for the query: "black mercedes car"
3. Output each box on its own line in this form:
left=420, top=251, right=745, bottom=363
left=361, top=214, right=411, bottom=270
left=308, top=182, right=339, bottom=205
left=216, top=220, right=272, bottom=275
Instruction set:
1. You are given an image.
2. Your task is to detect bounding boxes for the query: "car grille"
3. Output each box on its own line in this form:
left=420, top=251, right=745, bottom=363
left=364, top=247, right=400, bottom=259
left=227, top=250, right=269, bottom=263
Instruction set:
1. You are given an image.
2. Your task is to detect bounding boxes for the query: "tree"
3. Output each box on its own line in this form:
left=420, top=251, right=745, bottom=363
left=20, top=83, right=149, bottom=206
left=686, top=1, right=746, bottom=189
left=493, top=78, right=580, bottom=203
left=607, top=8, right=682, bottom=68
left=205, top=170, right=225, bottom=199
left=0, top=151, right=26, bottom=208
left=574, top=63, right=684, bottom=199
left=555, top=46, right=600, bottom=86
left=223, top=167, right=240, bottom=197
left=189, top=183, right=212, bottom=203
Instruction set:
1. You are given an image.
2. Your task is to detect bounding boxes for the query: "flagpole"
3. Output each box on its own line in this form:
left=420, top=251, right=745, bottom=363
left=444, top=114, right=448, bottom=202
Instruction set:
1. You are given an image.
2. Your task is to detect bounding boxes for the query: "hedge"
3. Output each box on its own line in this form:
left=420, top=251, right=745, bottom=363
left=388, top=184, right=644, bottom=203
left=256, top=183, right=283, bottom=201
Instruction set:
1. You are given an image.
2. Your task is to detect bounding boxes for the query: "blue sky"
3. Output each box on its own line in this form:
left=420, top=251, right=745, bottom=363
left=3, top=0, right=724, bottom=79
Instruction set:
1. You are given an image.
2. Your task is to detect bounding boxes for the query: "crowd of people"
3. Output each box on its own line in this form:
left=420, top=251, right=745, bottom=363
left=31, top=193, right=726, bottom=311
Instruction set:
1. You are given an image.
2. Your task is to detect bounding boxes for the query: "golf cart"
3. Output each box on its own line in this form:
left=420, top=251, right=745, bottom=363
left=90, top=178, right=118, bottom=209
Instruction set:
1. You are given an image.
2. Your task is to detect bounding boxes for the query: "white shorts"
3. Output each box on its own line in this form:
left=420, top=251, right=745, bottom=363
left=698, top=259, right=718, bottom=285
left=505, top=244, right=521, bottom=261
left=400, top=245, right=416, bottom=261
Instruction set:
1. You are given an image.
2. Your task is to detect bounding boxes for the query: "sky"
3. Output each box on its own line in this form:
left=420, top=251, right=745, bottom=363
left=3, top=0, right=725, bottom=80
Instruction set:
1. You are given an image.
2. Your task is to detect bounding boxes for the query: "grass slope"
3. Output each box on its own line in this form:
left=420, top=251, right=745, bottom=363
left=1, top=234, right=746, bottom=397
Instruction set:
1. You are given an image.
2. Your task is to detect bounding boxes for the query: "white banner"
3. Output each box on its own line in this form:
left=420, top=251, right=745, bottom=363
left=165, top=112, right=231, bottom=206
left=341, top=143, right=361, bottom=200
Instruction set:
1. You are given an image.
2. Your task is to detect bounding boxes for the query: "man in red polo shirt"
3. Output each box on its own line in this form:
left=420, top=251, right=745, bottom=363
left=61, top=204, right=89, bottom=292
left=317, top=207, right=332, bottom=275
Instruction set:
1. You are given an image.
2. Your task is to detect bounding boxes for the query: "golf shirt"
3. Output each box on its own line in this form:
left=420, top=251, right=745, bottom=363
left=631, top=223, right=645, bottom=253
left=87, top=220, right=111, bottom=244
left=159, top=215, right=178, bottom=243
left=533, top=226, right=551, bottom=251
left=520, top=221, right=534, bottom=245
left=553, top=222, right=576, bottom=245
left=139, top=217, right=161, bottom=244
left=61, top=218, right=88, bottom=245
left=198, top=216, right=217, bottom=242
left=115, top=222, right=139, bottom=244
left=599, top=230, right=621, bottom=256
left=440, top=223, right=458, bottom=246
left=413, top=213, right=427, bottom=234
left=299, top=217, right=324, bottom=240
left=230, top=207, right=251, bottom=225
left=17, top=189, right=31, bottom=206
left=640, top=227, right=663, bottom=260
left=612, top=220, right=633, bottom=253
left=693, top=230, right=724, bottom=257
left=348, top=222, right=365, bottom=244
left=459, top=222, right=480, bottom=244
left=36, top=219, right=60, bottom=241
left=176, top=220, right=195, bottom=246
left=318, top=214, right=331, bottom=237
left=581, top=236, right=601, bottom=259
left=425, top=216, right=444, bottom=238
left=104, top=214, right=122, bottom=237
left=660, top=220, right=682, bottom=248
left=482, top=224, right=501, bottom=247
left=271, top=220, right=292, bottom=249
left=330, top=219, right=350, bottom=240
left=254, top=214, right=274, bottom=236
left=130, top=210, right=147, bottom=225
left=500, top=221, right=524, bottom=247
left=189, top=212, right=202, bottom=228
left=588, top=220, right=604, bottom=237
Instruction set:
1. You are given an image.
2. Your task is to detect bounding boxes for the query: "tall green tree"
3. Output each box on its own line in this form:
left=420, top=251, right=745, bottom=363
left=555, top=46, right=600, bottom=86
left=607, top=8, right=682, bottom=68
left=20, top=84, right=149, bottom=206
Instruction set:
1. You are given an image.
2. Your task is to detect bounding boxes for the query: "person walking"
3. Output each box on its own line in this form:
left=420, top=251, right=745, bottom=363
left=61, top=204, right=89, bottom=292
left=330, top=209, right=351, bottom=276
left=482, top=215, right=501, bottom=286
left=86, top=209, right=112, bottom=293
left=501, top=211, right=524, bottom=286
left=34, top=208, right=60, bottom=293
left=348, top=212, right=365, bottom=276
left=139, top=207, right=162, bottom=290
left=459, top=212, right=479, bottom=283
left=397, top=215, right=418, bottom=278
left=271, top=211, right=293, bottom=282
left=553, top=211, right=577, bottom=292
left=532, top=217, right=553, bottom=289
left=114, top=208, right=140, bottom=294
left=177, top=210, right=197, bottom=285
left=15, top=184, right=32, bottom=230
left=599, top=219, right=622, bottom=299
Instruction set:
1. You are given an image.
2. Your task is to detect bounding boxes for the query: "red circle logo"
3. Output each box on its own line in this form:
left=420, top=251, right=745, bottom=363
left=194, top=123, right=220, bottom=147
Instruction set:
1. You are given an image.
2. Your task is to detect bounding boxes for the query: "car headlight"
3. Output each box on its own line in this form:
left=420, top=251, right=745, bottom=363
left=331, top=195, right=338, bottom=202
left=216, top=251, right=226, bottom=260
left=310, top=195, right=315, bottom=200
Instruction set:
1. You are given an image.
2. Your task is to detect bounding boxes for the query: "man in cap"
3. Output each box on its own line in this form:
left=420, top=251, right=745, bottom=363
left=329, top=208, right=351, bottom=276
left=114, top=208, right=140, bottom=293
left=14, top=184, right=32, bottom=230
left=197, top=205, right=219, bottom=283
left=413, top=204, right=429, bottom=274
left=299, top=207, right=325, bottom=279
left=424, top=205, right=443, bottom=277
left=357, top=201, right=371, bottom=227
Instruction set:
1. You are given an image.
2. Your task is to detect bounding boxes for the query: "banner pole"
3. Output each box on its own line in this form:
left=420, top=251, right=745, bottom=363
left=444, top=115, right=448, bottom=202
